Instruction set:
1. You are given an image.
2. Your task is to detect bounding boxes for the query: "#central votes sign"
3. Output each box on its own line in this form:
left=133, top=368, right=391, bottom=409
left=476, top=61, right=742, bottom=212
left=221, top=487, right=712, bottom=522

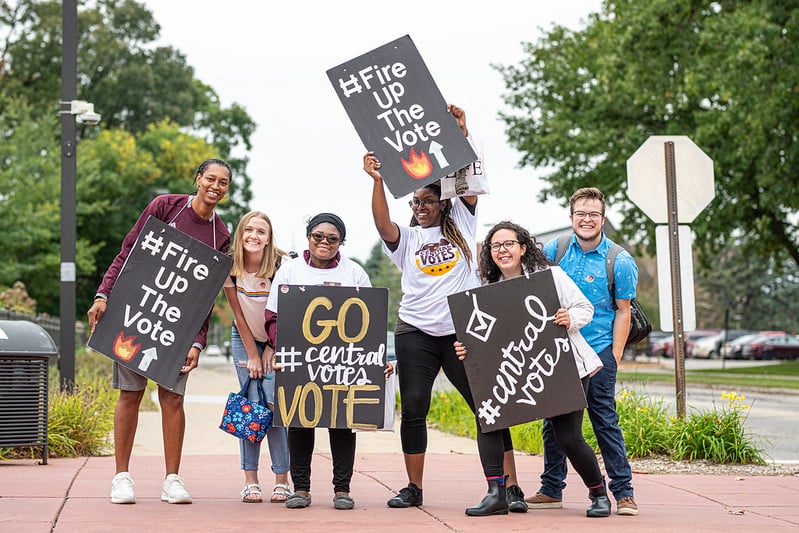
left=327, top=34, right=477, bottom=198
left=447, top=269, right=587, bottom=432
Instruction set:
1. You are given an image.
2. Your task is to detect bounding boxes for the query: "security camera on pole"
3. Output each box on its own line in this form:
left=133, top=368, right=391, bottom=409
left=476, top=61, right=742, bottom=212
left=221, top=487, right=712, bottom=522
left=627, top=136, right=714, bottom=417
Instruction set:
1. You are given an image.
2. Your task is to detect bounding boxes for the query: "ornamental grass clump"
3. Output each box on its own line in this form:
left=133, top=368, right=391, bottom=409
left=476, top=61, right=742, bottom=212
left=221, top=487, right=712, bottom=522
left=670, top=391, right=766, bottom=464
left=425, top=386, right=766, bottom=465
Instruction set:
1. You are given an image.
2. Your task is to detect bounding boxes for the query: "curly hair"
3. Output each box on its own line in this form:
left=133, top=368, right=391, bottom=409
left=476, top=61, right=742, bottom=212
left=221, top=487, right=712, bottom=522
left=409, top=181, right=473, bottom=265
left=479, top=221, right=551, bottom=284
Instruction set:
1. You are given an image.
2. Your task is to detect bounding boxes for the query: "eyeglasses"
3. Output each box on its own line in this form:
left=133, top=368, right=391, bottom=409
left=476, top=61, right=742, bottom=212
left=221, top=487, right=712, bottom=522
left=489, top=240, right=519, bottom=252
left=309, top=232, right=340, bottom=244
left=572, top=211, right=604, bottom=220
left=408, top=198, right=439, bottom=209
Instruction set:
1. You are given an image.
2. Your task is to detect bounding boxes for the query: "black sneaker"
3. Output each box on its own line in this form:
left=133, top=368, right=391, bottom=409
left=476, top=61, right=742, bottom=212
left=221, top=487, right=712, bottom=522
left=506, top=485, right=527, bottom=513
left=387, top=483, right=423, bottom=508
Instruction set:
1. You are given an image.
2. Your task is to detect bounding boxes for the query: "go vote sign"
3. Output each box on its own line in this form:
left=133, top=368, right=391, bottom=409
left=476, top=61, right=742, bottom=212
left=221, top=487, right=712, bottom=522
left=327, top=34, right=477, bottom=199
left=447, top=269, right=587, bottom=432
left=88, top=216, right=232, bottom=389
left=273, top=285, right=388, bottom=430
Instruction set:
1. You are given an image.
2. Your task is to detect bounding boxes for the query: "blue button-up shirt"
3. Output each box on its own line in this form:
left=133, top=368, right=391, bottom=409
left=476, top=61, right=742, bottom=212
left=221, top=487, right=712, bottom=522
left=543, top=233, right=638, bottom=354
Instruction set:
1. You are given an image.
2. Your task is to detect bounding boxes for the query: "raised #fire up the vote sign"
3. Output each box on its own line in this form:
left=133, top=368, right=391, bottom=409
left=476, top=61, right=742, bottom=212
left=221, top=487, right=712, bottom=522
left=88, top=216, right=232, bottom=389
left=447, top=269, right=587, bottom=432
left=273, top=285, right=388, bottom=430
left=327, top=34, right=477, bottom=198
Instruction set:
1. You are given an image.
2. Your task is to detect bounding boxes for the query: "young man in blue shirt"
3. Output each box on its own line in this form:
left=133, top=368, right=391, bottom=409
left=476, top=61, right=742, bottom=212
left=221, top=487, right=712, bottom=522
left=526, top=187, right=639, bottom=516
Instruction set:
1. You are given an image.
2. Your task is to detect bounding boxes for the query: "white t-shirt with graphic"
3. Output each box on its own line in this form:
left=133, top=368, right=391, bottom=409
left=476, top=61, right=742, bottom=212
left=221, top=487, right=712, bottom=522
left=265, top=254, right=372, bottom=314
left=385, top=199, right=480, bottom=336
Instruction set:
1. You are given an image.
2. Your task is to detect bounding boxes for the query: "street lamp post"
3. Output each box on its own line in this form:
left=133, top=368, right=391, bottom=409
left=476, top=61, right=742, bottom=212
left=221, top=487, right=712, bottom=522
left=60, top=0, right=78, bottom=391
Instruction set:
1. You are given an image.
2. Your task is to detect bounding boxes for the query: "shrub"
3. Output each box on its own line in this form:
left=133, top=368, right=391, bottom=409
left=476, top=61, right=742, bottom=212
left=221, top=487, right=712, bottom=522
left=425, top=387, right=766, bottom=465
left=670, top=391, right=766, bottom=464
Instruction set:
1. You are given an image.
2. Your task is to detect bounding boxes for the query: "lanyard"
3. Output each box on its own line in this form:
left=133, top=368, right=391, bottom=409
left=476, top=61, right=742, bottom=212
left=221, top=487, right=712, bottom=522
left=168, top=195, right=217, bottom=250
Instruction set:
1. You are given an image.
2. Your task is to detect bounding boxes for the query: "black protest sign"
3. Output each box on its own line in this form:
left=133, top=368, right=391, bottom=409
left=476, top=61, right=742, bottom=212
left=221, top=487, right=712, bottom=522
left=447, top=269, right=587, bottom=432
left=273, top=285, right=388, bottom=430
left=327, top=34, right=477, bottom=199
left=88, top=216, right=232, bottom=389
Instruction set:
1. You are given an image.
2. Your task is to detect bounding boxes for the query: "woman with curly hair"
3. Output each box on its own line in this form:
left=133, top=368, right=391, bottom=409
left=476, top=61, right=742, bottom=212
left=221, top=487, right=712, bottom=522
left=459, top=220, right=611, bottom=518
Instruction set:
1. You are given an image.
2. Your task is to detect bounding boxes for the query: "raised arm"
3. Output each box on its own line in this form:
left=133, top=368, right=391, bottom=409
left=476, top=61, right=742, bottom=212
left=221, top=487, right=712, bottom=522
left=363, top=152, right=400, bottom=244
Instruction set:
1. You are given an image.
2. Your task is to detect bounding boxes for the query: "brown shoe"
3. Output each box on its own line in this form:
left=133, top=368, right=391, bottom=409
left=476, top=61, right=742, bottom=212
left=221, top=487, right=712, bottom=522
left=617, top=496, right=638, bottom=516
left=525, top=492, right=563, bottom=509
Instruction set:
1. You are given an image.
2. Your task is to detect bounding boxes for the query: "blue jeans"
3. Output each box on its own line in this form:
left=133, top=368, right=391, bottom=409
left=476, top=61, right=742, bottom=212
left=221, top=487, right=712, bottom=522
left=231, top=326, right=290, bottom=474
left=539, top=345, right=633, bottom=500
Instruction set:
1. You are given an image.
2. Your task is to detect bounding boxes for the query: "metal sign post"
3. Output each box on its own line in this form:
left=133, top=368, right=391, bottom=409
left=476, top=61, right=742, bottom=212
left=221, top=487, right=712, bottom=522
left=664, top=142, right=687, bottom=417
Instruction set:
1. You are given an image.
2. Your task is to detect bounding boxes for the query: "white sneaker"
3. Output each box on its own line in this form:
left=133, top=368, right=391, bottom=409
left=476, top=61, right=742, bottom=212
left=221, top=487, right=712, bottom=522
left=110, top=472, right=135, bottom=504
left=161, top=473, right=192, bottom=504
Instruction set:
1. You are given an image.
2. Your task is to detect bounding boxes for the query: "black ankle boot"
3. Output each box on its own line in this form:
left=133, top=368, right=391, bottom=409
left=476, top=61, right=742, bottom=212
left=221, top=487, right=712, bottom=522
left=466, top=479, right=509, bottom=516
left=586, top=479, right=611, bottom=518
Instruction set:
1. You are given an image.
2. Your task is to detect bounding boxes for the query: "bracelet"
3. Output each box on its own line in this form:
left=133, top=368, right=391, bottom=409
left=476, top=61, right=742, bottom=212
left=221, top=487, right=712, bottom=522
left=94, top=297, right=107, bottom=303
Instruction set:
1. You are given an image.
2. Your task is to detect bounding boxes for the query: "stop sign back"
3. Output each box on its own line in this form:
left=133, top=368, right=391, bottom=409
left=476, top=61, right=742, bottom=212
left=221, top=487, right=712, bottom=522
left=627, top=136, right=714, bottom=223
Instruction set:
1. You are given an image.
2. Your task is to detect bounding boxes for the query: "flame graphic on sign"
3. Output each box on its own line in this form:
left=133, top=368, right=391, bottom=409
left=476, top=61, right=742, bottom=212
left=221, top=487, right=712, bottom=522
left=401, top=148, right=433, bottom=179
left=113, top=332, right=141, bottom=362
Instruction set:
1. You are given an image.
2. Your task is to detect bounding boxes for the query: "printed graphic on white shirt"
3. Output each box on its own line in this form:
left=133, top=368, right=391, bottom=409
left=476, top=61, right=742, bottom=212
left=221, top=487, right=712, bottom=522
left=414, top=237, right=460, bottom=276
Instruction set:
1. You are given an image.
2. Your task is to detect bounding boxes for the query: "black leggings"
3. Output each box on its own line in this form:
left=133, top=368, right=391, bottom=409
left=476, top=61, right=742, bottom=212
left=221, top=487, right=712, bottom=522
left=288, top=427, right=356, bottom=493
left=548, top=376, right=603, bottom=488
left=395, top=329, right=510, bottom=478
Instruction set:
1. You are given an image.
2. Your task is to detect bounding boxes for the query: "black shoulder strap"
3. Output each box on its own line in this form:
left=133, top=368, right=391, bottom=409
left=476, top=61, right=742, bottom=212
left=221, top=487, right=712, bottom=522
left=606, top=243, right=624, bottom=310
left=554, top=235, right=570, bottom=264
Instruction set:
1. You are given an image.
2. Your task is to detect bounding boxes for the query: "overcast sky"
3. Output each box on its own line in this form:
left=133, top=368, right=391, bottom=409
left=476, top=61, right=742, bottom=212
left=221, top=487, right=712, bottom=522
left=142, top=0, right=602, bottom=261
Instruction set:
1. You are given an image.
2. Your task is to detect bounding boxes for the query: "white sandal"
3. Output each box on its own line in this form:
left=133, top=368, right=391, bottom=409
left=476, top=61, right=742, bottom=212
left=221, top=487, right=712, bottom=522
left=270, top=483, right=293, bottom=503
left=241, top=483, right=263, bottom=503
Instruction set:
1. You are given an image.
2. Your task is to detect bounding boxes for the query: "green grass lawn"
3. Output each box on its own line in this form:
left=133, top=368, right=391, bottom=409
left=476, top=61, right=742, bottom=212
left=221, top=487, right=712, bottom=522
left=618, top=361, right=799, bottom=390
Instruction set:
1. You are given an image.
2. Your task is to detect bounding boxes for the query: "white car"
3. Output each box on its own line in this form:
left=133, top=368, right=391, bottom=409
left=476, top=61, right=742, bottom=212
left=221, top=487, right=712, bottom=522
left=693, top=330, right=755, bottom=359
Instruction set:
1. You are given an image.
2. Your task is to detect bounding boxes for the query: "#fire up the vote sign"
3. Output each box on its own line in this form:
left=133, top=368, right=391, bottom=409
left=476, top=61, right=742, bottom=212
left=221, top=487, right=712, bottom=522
left=88, top=216, right=232, bottom=389
left=327, top=34, right=477, bottom=198
left=447, top=269, right=587, bottom=432
left=273, top=285, right=388, bottom=430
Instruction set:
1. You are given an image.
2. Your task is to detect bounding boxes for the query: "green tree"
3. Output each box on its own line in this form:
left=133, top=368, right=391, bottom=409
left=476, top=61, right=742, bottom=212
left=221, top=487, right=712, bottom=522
left=696, top=246, right=799, bottom=332
left=0, top=0, right=255, bottom=222
left=496, top=0, right=799, bottom=271
left=0, top=0, right=257, bottom=315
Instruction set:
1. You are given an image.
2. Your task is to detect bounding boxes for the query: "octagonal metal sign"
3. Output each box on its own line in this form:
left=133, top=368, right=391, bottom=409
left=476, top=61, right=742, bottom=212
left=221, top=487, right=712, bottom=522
left=627, top=136, right=714, bottom=223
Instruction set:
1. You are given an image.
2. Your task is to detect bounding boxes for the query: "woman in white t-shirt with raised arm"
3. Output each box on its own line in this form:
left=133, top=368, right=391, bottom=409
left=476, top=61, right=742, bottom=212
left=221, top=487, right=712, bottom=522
left=363, top=104, right=527, bottom=516
left=223, top=211, right=291, bottom=504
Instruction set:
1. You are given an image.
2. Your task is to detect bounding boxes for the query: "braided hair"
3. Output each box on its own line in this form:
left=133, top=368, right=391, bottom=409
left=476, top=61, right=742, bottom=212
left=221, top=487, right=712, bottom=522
left=479, top=221, right=551, bottom=284
left=409, top=181, right=473, bottom=265
left=195, top=158, right=232, bottom=181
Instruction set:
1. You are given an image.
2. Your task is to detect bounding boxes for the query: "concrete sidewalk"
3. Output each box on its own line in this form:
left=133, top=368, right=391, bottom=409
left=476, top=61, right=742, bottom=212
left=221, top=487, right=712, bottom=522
left=2, top=356, right=798, bottom=532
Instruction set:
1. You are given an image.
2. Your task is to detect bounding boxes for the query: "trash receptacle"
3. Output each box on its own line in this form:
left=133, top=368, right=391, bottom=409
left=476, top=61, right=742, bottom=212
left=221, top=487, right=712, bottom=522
left=0, top=320, right=59, bottom=464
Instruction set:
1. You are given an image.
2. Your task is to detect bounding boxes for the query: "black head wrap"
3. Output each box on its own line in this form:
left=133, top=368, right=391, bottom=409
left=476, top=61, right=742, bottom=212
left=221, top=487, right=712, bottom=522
left=306, top=212, right=346, bottom=242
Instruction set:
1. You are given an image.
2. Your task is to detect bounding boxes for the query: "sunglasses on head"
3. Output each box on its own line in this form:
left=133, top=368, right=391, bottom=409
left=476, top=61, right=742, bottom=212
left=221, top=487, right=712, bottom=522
left=310, top=232, right=340, bottom=244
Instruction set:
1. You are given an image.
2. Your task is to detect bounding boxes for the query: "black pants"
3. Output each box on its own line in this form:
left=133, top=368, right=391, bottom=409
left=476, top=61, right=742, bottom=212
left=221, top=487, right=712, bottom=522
left=395, top=329, right=509, bottom=478
left=548, top=376, right=603, bottom=488
left=288, top=427, right=356, bottom=493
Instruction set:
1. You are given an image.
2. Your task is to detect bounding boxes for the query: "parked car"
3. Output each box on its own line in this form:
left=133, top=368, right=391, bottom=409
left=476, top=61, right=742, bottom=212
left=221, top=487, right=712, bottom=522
left=725, top=331, right=787, bottom=359
left=691, top=329, right=755, bottom=359
left=747, top=334, right=799, bottom=360
left=646, top=331, right=674, bottom=357
left=684, top=329, right=721, bottom=358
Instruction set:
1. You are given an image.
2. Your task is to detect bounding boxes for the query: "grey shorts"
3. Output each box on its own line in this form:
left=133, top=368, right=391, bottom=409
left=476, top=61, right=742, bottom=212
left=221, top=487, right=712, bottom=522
left=112, top=363, right=188, bottom=396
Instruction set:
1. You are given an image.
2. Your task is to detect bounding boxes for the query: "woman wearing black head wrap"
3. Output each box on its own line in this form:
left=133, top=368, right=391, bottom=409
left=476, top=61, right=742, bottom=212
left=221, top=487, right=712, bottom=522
left=264, top=212, right=392, bottom=511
